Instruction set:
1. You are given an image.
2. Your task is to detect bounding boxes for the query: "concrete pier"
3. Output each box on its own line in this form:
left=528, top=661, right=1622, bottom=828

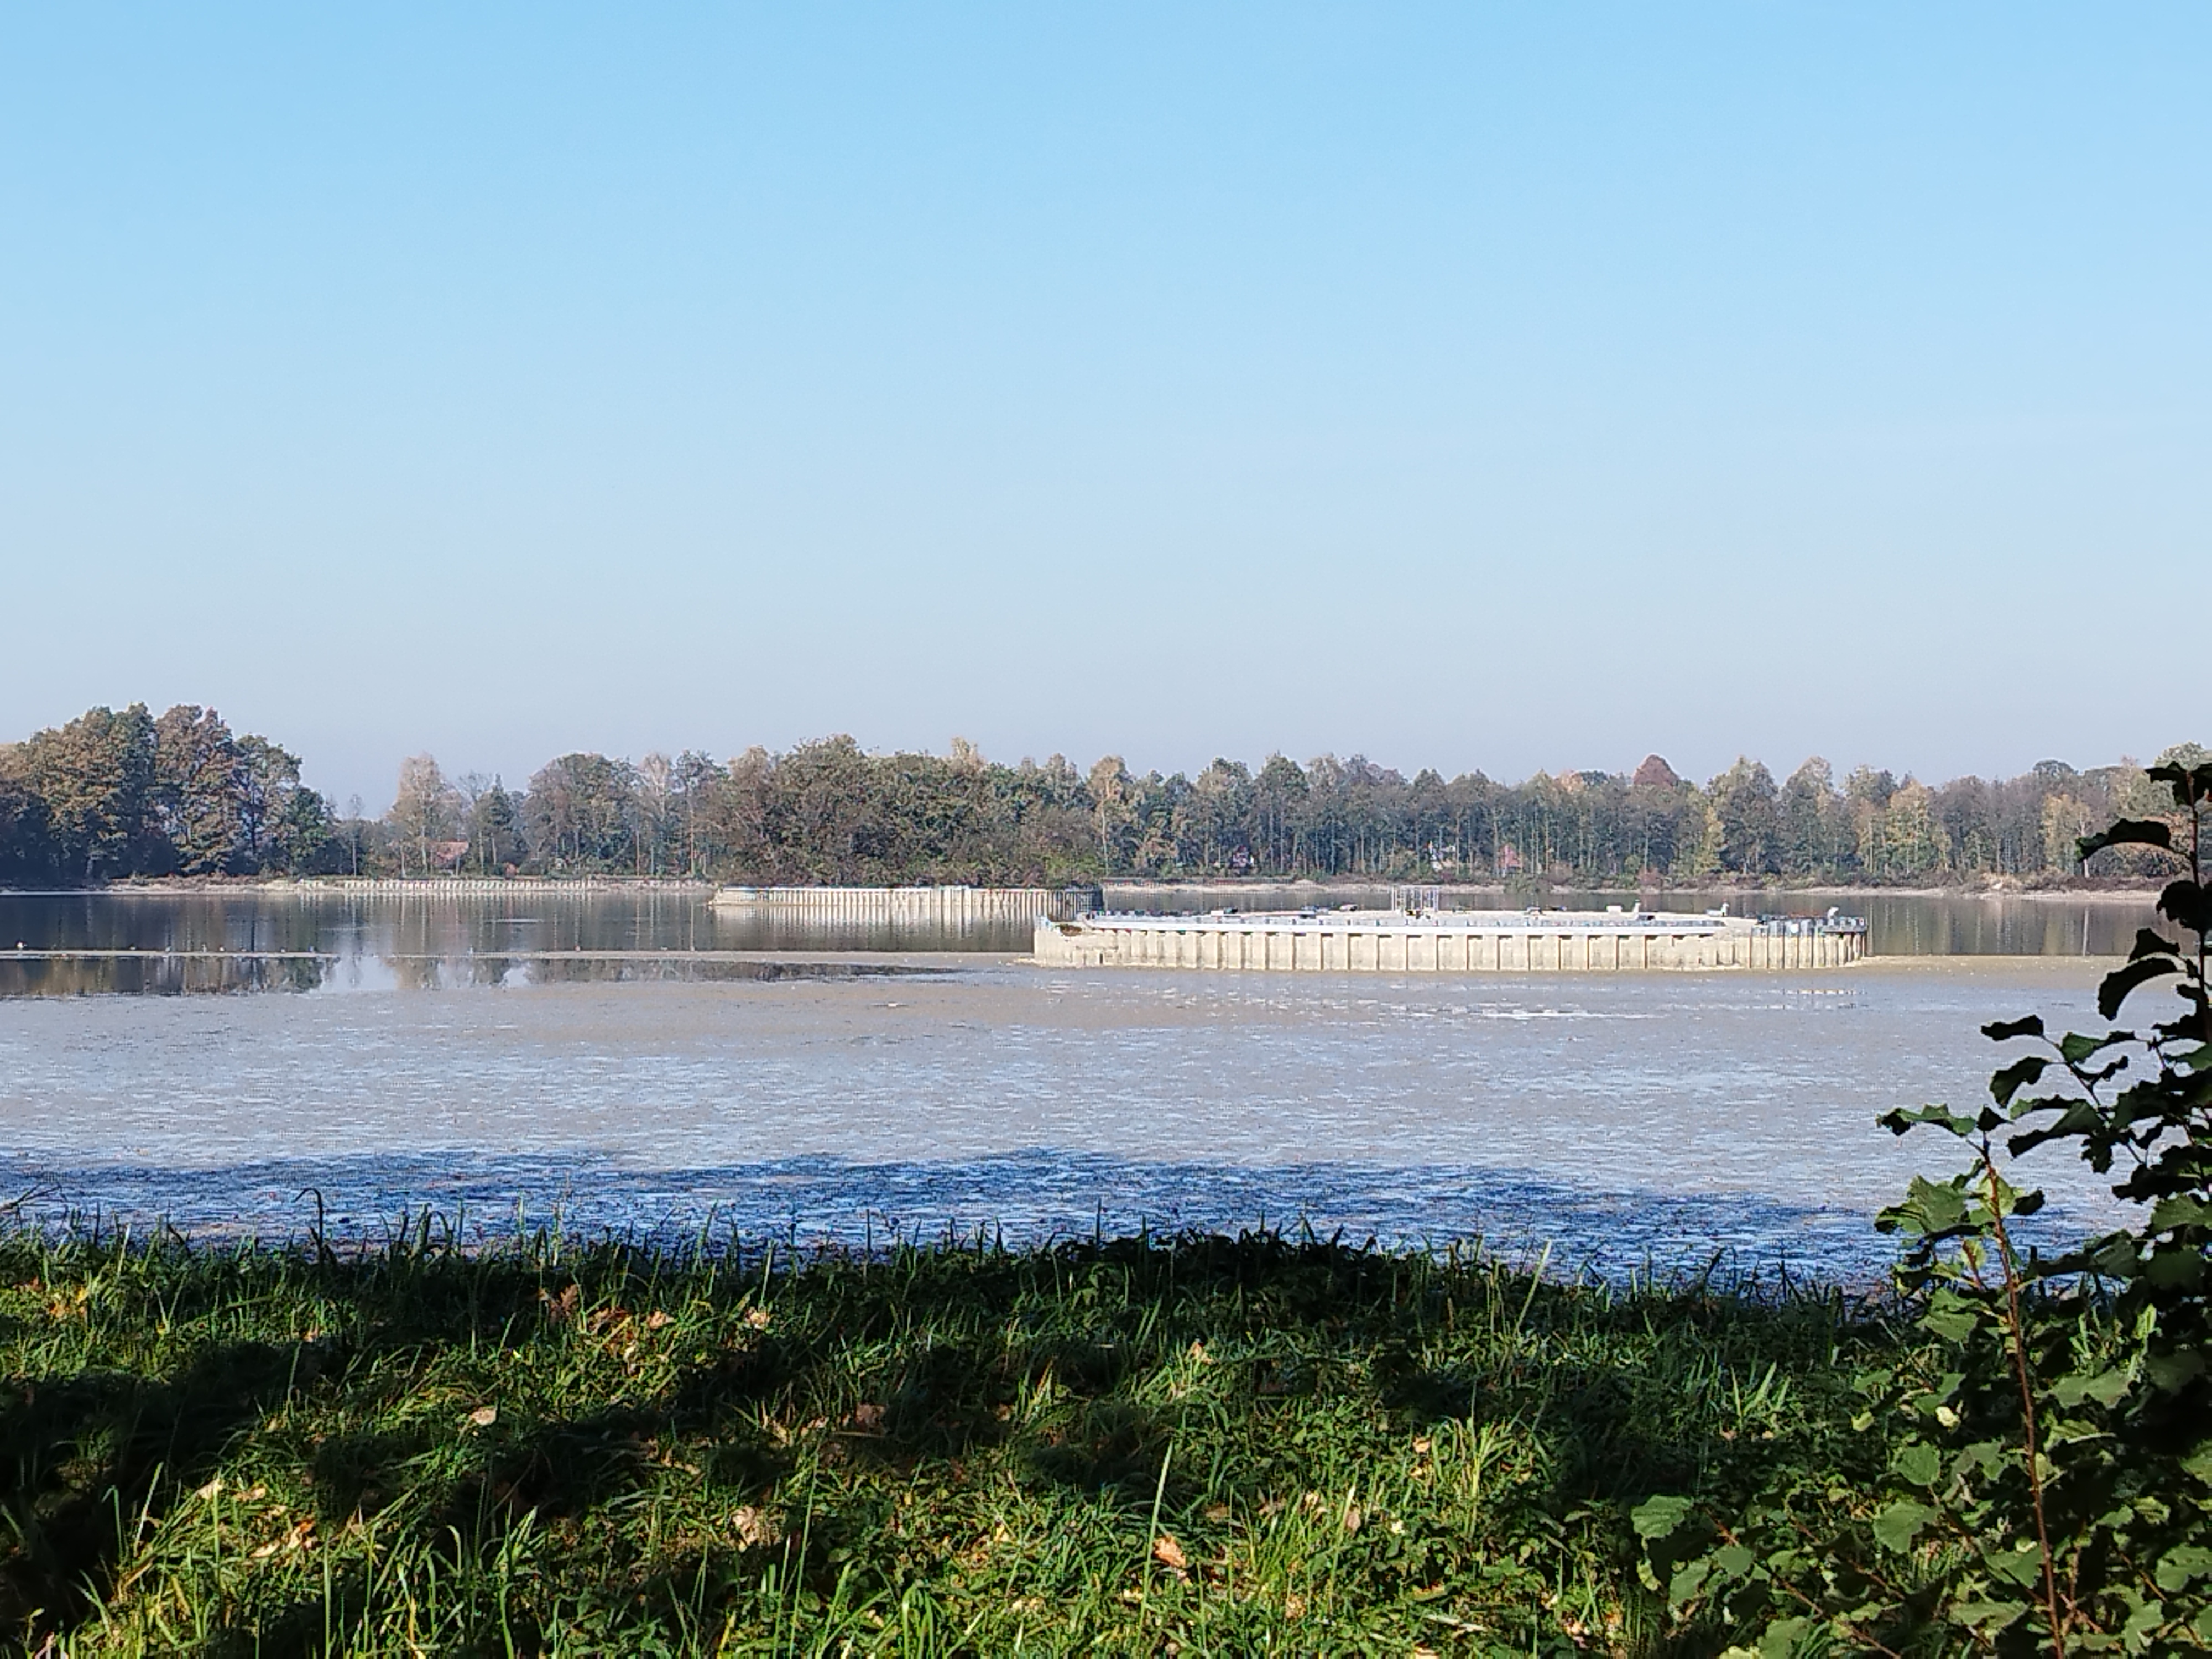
left=1034, top=907, right=1866, bottom=972
left=713, top=885, right=1097, bottom=927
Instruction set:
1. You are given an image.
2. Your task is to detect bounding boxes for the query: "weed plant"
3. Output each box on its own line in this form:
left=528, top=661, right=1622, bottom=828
left=0, top=1224, right=1884, bottom=1655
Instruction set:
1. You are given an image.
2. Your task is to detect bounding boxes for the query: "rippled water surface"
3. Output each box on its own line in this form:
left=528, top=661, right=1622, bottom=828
left=0, top=943, right=2135, bottom=1280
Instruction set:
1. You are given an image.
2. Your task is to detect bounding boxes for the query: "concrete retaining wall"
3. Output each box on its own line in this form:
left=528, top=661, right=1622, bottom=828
left=1034, top=912, right=1865, bottom=972
left=713, top=885, right=1095, bottom=926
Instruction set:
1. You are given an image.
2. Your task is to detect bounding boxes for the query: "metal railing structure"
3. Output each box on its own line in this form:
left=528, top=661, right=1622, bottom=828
left=1078, top=907, right=1867, bottom=937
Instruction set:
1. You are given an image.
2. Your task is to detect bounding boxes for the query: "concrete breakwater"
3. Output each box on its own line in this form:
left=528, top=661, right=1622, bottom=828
left=1035, top=907, right=1867, bottom=972
left=712, top=885, right=1098, bottom=928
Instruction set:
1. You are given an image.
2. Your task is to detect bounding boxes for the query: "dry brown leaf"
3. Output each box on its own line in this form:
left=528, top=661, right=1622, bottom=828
left=464, top=1405, right=498, bottom=1430
left=541, top=1284, right=581, bottom=1324
left=1151, top=1533, right=1190, bottom=1573
left=732, top=1506, right=781, bottom=1548
left=645, top=1309, right=674, bottom=1330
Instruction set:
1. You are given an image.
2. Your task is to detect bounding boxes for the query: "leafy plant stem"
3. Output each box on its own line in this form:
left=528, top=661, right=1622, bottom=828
left=1984, top=1142, right=2066, bottom=1657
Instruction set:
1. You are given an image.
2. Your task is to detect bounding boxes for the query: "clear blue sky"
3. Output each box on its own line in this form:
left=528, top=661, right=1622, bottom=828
left=4, top=5, right=2205, bottom=810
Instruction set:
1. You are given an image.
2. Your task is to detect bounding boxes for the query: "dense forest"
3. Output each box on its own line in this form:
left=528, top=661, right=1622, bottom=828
left=0, top=702, right=2199, bottom=888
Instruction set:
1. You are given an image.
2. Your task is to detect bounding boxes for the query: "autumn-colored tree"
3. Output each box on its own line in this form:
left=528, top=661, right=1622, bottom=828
left=18, top=705, right=158, bottom=881
left=388, top=755, right=458, bottom=879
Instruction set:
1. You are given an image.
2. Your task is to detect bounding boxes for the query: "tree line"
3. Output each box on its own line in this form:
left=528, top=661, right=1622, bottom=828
left=1, top=703, right=2199, bottom=886
left=0, top=704, right=331, bottom=884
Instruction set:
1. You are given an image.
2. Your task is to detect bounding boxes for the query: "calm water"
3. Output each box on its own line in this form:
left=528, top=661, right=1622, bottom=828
left=0, top=886, right=2164, bottom=999
left=0, top=907, right=2143, bottom=1276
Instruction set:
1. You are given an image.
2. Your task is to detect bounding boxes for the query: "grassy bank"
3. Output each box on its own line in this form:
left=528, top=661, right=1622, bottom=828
left=0, top=1225, right=1895, bottom=1656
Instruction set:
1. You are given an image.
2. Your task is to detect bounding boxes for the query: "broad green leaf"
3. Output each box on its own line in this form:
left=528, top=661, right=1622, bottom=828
left=2100, top=956, right=2179, bottom=1020
left=1756, top=1617, right=1812, bottom=1658
left=2128, top=925, right=2181, bottom=962
left=2158, top=877, right=2211, bottom=933
left=1892, top=1442, right=1943, bottom=1486
left=1668, top=1557, right=1712, bottom=1607
left=2051, top=1367, right=2132, bottom=1408
left=1630, top=1493, right=1693, bottom=1540
left=2150, top=1194, right=2212, bottom=1230
left=1986, top=1540, right=2046, bottom=1587
left=2157, top=1546, right=2212, bottom=1592
left=1949, top=1596, right=2028, bottom=1634
left=2145, top=1250, right=2206, bottom=1289
left=1956, top=1439, right=2007, bottom=1479
left=2058, top=1030, right=2124, bottom=1065
left=2147, top=760, right=2212, bottom=801
left=2122, top=1597, right=2168, bottom=1644
left=2147, top=1349, right=2208, bottom=1391
left=1871, top=1499, right=1935, bottom=1553
left=2079, top=817, right=2173, bottom=858
left=1982, top=1015, right=2044, bottom=1042
left=1989, top=1055, right=2048, bottom=1107
left=1921, top=1289, right=1983, bottom=1343
left=1891, top=1176, right=1970, bottom=1235
left=1922, top=1307, right=1979, bottom=1343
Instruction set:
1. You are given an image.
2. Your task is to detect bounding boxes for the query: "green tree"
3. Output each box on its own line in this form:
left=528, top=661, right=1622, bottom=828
left=524, top=753, right=637, bottom=873
left=1087, top=756, right=1137, bottom=874
left=1182, top=759, right=1253, bottom=873
left=0, top=757, right=58, bottom=885
left=151, top=703, right=245, bottom=874
left=1710, top=758, right=1781, bottom=875
left=466, top=780, right=524, bottom=874
left=1884, top=779, right=1949, bottom=877
left=236, top=734, right=310, bottom=870
left=19, top=704, right=158, bottom=881
left=267, top=783, right=335, bottom=874
left=1251, top=755, right=1308, bottom=874
left=1779, top=757, right=1841, bottom=877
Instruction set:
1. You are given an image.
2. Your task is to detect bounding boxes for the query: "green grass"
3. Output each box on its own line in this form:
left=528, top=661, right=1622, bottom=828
left=0, top=1224, right=1897, bottom=1656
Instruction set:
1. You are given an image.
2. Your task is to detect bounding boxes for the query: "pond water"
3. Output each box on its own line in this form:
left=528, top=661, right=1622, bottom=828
left=0, top=893, right=2150, bottom=1280
left=0, top=885, right=2165, bottom=998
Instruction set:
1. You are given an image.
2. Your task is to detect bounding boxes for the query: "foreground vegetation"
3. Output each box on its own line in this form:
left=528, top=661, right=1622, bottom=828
left=0, top=1224, right=1895, bottom=1656
left=4, top=766, right=2208, bottom=1654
